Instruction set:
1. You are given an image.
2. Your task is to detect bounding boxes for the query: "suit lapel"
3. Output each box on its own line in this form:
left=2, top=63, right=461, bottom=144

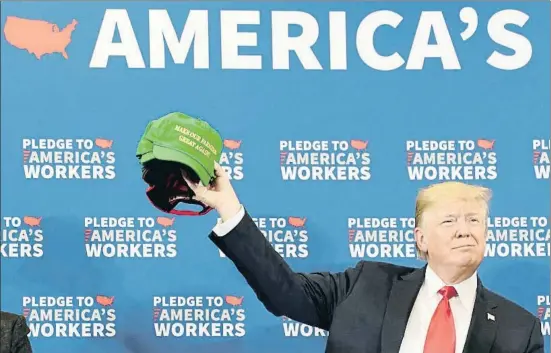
left=380, top=266, right=426, bottom=353
left=463, top=280, right=497, bottom=353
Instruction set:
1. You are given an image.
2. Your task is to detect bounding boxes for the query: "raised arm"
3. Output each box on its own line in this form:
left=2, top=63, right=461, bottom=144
left=209, top=208, right=364, bottom=330
left=186, top=163, right=364, bottom=329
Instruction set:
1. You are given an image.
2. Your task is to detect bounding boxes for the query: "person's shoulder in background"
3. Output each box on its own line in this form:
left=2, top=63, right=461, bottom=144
left=1, top=311, right=33, bottom=353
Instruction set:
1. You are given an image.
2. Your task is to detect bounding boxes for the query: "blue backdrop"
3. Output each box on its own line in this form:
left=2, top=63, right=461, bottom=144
left=1, top=1, right=549, bottom=352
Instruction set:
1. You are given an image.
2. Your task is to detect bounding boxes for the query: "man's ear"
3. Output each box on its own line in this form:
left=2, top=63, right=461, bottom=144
left=414, top=227, right=428, bottom=253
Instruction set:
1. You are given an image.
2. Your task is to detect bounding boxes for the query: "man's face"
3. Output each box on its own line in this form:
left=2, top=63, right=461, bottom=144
left=415, top=198, right=487, bottom=269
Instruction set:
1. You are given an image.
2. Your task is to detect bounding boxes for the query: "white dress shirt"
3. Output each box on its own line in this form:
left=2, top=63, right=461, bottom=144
left=212, top=204, right=245, bottom=236
left=211, top=206, right=478, bottom=353
left=398, top=265, right=478, bottom=353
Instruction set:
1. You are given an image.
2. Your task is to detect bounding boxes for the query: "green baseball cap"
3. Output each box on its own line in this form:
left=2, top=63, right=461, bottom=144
left=136, top=112, right=223, bottom=185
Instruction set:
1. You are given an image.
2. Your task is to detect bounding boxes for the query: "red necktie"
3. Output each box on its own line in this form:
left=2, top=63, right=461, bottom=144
left=423, top=286, right=458, bottom=353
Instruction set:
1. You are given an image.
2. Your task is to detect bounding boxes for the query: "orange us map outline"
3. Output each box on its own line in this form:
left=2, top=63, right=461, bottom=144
left=3, top=15, right=77, bottom=60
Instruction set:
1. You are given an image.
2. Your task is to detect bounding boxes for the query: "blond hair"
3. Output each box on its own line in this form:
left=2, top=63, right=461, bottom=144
left=414, top=181, right=492, bottom=260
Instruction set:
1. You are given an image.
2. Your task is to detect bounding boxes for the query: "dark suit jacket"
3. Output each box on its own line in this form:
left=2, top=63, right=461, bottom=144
left=209, top=210, right=545, bottom=353
left=0, top=311, right=32, bottom=353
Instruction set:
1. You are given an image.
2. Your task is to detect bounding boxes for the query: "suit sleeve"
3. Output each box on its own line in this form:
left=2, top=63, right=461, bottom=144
left=209, top=209, right=364, bottom=330
left=523, top=317, right=544, bottom=353
left=11, top=315, right=33, bottom=353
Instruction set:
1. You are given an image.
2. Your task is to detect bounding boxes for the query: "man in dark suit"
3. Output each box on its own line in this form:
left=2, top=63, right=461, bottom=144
left=0, top=311, right=33, bottom=353
left=185, top=162, right=544, bottom=353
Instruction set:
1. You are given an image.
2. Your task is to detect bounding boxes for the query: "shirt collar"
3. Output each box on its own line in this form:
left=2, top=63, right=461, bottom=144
left=424, top=264, right=478, bottom=310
